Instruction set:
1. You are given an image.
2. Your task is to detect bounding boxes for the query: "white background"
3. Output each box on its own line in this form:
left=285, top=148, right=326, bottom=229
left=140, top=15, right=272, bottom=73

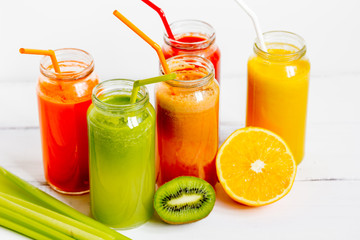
left=0, top=0, right=360, bottom=239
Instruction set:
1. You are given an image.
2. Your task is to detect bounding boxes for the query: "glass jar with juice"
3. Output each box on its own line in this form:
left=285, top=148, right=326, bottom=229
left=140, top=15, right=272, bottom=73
left=246, top=31, right=310, bottom=164
left=88, top=79, right=155, bottom=229
left=162, top=20, right=221, bottom=83
left=156, top=55, right=219, bottom=187
left=37, top=48, right=98, bottom=194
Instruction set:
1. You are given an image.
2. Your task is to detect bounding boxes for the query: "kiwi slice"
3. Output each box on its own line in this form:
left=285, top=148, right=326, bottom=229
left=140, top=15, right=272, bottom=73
left=154, top=176, right=216, bottom=224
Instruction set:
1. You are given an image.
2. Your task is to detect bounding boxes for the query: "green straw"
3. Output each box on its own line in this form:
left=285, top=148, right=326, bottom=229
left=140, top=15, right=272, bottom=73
left=130, top=73, right=177, bottom=104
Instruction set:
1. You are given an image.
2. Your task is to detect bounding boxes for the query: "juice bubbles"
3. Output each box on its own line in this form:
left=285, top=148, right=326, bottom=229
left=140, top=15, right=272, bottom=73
left=37, top=48, right=98, bottom=194
left=162, top=20, right=221, bottom=83
left=88, top=80, right=155, bottom=229
left=156, top=55, right=219, bottom=186
left=246, top=31, right=310, bottom=164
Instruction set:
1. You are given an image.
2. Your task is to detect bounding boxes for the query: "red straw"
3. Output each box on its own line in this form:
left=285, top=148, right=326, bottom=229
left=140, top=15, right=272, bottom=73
left=141, top=0, right=175, bottom=40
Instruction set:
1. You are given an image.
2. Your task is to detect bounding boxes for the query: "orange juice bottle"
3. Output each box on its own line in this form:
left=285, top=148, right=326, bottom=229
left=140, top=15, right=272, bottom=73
left=156, top=55, right=219, bottom=186
left=246, top=31, right=310, bottom=164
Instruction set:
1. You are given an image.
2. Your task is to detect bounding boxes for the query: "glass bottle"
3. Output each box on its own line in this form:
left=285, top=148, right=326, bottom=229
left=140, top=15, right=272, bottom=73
left=37, top=48, right=98, bottom=194
left=246, top=31, right=311, bottom=164
left=156, top=55, right=220, bottom=186
left=88, top=79, right=155, bottom=229
left=162, top=20, right=221, bottom=83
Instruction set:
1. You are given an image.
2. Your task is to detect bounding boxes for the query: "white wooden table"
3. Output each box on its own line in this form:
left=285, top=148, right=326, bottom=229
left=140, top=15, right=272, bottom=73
left=0, top=0, right=359, bottom=239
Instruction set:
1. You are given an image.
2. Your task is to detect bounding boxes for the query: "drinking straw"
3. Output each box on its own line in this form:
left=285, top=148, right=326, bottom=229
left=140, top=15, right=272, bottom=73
left=19, top=48, right=61, bottom=73
left=233, top=0, right=267, bottom=52
left=113, top=10, right=171, bottom=74
left=130, top=73, right=177, bottom=104
left=141, top=0, right=175, bottom=40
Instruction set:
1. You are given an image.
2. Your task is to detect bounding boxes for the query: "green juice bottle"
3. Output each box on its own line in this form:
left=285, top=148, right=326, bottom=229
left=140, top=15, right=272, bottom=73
left=87, top=79, right=155, bottom=229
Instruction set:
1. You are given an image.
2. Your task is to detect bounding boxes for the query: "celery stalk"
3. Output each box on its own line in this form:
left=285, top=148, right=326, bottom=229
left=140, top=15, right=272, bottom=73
left=0, top=217, right=53, bottom=240
left=0, top=206, right=73, bottom=240
left=0, top=192, right=118, bottom=240
left=0, top=166, right=130, bottom=240
left=0, top=217, right=54, bottom=240
left=0, top=193, right=105, bottom=240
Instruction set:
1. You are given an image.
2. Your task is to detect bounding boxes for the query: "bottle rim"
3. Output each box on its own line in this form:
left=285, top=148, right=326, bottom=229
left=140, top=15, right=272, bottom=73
left=40, top=48, right=95, bottom=80
left=160, top=54, right=215, bottom=88
left=164, top=19, right=216, bottom=50
left=92, top=79, right=149, bottom=112
left=254, top=31, right=307, bottom=61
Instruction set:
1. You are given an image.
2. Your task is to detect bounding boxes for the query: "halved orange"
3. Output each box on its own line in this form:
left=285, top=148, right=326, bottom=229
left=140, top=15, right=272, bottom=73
left=216, top=127, right=296, bottom=206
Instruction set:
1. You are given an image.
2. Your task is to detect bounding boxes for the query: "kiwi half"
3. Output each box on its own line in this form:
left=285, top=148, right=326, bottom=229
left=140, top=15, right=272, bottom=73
left=154, top=176, right=216, bottom=224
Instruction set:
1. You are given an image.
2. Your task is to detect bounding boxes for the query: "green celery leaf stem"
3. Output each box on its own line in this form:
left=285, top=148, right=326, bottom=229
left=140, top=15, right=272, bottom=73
left=0, top=193, right=116, bottom=240
left=0, top=206, right=74, bottom=240
left=0, top=166, right=130, bottom=240
left=0, top=217, right=56, bottom=240
left=0, top=193, right=104, bottom=240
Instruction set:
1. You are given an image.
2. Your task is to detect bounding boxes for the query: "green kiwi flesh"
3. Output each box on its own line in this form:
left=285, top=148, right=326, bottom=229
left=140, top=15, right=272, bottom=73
left=154, top=176, right=216, bottom=224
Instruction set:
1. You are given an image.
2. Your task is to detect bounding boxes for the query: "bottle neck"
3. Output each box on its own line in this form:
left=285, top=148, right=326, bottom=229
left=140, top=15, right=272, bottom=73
left=40, top=48, right=94, bottom=81
left=254, top=31, right=307, bottom=62
left=92, top=79, right=149, bottom=113
left=164, top=20, right=216, bottom=51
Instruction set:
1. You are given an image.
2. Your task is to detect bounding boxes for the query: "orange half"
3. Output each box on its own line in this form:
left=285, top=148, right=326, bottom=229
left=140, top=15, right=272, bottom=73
left=216, top=127, right=296, bottom=206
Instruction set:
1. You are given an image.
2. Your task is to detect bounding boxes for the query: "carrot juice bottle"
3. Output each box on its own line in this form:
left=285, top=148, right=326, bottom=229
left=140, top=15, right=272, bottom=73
left=37, top=48, right=98, bottom=194
left=246, top=31, right=310, bottom=164
left=156, top=55, right=219, bottom=186
left=162, top=20, right=221, bottom=83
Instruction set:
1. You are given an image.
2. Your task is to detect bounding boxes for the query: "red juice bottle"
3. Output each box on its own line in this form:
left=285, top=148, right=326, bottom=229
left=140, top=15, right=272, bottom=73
left=37, top=48, right=98, bottom=194
left=162, top=20, right=221, bottom=83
